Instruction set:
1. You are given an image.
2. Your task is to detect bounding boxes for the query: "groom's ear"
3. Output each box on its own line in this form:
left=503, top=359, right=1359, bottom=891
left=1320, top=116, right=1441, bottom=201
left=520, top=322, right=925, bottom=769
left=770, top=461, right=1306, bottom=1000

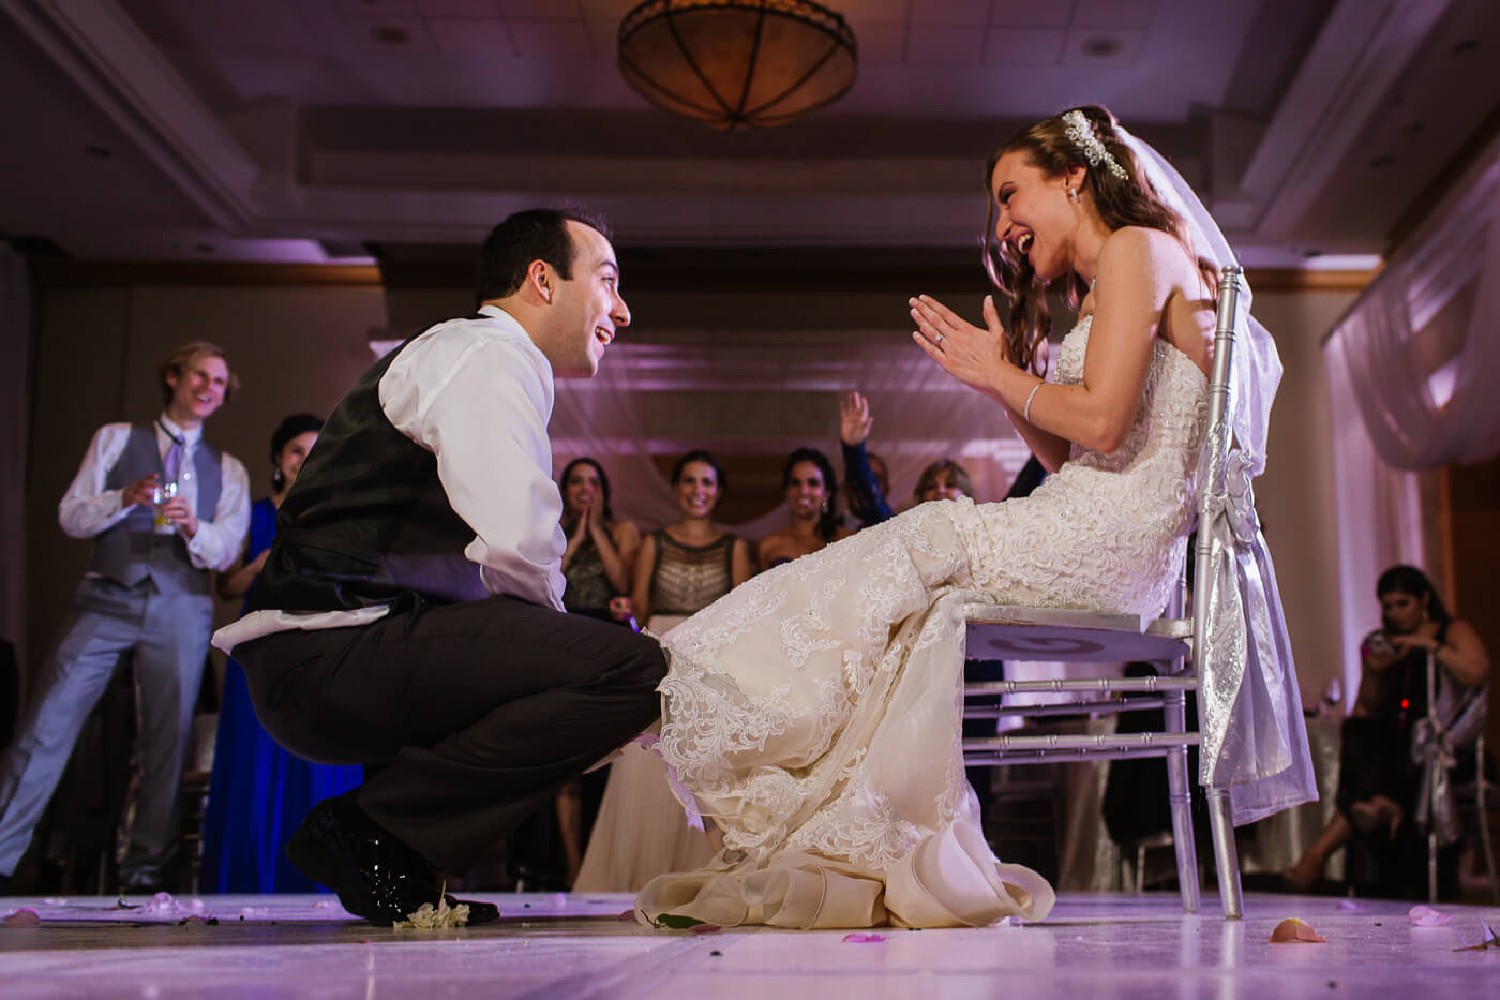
left=525, top=259, right=554, bottom=304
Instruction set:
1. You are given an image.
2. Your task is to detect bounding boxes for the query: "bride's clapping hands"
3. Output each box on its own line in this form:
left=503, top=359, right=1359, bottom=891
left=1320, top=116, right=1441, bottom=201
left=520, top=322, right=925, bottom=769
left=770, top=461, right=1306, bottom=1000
left=911, top=294, right=1012, bottom=392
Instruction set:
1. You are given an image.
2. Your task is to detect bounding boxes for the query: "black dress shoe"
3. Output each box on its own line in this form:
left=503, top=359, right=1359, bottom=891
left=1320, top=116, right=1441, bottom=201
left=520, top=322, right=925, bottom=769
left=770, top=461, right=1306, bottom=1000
left=287, top=793, right=445, bottom=924
left=444, top=895, right=500, bottom=925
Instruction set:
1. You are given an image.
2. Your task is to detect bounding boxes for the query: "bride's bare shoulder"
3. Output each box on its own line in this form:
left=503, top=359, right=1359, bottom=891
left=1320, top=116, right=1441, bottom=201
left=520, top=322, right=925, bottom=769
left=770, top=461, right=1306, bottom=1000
left=1099, top=226, right=1190, bottom=271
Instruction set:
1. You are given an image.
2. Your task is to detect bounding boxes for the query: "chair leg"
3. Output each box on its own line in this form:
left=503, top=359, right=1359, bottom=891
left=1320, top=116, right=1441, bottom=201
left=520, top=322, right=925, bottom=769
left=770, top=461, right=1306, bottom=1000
left=1163, top=687, right=1200, bottom=914
left=1478, top=785, right=1499, bottom=904
left=1428, top=829, right=1439, bottom=904
left=1206, top=788, right=1242, bottom=919
left=1135, top=843, right=1146, bottom=895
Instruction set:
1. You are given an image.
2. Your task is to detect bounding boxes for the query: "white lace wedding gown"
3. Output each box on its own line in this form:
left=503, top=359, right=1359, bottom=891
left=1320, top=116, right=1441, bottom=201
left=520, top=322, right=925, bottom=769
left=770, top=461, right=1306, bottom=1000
left=637, top=316, right=1209, bottom=928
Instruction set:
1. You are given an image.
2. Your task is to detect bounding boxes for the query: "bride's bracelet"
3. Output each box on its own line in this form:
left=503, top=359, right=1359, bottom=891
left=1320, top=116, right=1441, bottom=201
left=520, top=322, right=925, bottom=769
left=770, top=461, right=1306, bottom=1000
left=1022, top=381, right=1045, bottom=422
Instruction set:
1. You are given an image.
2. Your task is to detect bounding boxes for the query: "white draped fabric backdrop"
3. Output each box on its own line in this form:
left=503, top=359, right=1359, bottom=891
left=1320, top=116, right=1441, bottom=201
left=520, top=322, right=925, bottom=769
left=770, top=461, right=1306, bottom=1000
left=1323, top=129, right=1500, bottom=700
left=546, top=328, right=1035, bottom=538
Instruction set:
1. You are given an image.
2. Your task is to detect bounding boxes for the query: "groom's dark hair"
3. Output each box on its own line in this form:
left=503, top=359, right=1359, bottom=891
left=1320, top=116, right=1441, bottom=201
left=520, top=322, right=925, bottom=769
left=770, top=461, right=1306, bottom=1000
left=476, top=207, right=611, bottom=302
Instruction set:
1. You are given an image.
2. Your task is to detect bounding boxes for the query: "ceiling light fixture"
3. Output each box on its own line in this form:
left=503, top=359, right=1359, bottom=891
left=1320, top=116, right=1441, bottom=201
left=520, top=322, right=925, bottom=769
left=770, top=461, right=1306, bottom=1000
left=618, top=0, right=858, bottom=132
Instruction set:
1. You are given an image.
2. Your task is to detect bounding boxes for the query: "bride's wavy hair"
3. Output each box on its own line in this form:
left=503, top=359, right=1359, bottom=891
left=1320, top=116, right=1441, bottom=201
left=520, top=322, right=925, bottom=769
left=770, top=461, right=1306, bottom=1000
left=982, top=104, right=1203, bottom=374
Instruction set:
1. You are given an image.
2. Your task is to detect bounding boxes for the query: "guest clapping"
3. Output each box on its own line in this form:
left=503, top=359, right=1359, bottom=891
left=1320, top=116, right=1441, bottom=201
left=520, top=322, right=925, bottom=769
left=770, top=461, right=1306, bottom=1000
left=559, top=458, right=640, bottom=622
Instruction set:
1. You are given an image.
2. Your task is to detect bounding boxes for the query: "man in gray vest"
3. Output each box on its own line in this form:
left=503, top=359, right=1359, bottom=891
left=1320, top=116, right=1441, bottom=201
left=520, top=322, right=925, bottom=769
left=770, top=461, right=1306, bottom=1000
left=0, top=342, right=250, bottom=895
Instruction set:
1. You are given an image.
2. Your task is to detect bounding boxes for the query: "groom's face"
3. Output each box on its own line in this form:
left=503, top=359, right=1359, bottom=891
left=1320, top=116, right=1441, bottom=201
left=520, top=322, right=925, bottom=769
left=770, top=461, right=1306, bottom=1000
left=544, top=222, right=630, bottom=377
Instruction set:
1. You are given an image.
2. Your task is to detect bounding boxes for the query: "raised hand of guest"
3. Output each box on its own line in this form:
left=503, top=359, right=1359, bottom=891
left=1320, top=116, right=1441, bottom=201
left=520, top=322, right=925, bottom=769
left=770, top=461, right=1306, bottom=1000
left=839, top=391, right=874, bottom=446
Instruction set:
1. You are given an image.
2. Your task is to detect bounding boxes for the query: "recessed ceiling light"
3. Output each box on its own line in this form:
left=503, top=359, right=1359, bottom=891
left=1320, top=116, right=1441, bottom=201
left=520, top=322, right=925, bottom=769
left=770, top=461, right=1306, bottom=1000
left=1080, top=37, right=1122, bottom=58
left=371, top=24, right=410, bottom=46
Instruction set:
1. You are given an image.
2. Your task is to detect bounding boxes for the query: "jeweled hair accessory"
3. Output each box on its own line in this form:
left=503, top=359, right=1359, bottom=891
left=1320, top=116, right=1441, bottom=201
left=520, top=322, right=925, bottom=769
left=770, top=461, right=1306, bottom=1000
left=1062, top=109, right=1129, bottom=181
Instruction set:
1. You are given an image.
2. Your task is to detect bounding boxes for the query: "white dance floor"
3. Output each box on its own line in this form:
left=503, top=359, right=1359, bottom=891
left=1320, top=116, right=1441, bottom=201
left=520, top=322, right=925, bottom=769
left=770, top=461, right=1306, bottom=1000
left=3, top=890, right=1497, bottom=998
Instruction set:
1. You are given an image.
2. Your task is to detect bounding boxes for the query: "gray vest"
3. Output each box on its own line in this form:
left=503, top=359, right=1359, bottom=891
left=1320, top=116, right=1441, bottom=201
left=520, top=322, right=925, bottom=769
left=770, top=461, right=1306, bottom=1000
left=87, top=424, right=223, bottom=596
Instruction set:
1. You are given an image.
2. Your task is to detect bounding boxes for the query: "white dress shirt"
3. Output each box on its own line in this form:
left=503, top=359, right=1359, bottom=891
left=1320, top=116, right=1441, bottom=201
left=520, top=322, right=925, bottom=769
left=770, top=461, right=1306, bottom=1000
left=59, top=414, right=251, bottom=574
left=213, top=305, right=567, bottom=653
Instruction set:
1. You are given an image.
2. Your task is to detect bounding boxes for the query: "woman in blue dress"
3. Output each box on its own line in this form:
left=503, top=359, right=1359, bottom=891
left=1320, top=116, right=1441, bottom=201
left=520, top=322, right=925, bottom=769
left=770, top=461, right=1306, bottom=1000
left=200, top=414, right=363, bottom=892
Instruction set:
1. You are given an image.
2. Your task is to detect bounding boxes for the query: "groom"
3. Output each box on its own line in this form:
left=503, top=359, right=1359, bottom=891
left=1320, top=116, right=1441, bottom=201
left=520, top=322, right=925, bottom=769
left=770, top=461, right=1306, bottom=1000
left=214, top=208, right=666, bottom=925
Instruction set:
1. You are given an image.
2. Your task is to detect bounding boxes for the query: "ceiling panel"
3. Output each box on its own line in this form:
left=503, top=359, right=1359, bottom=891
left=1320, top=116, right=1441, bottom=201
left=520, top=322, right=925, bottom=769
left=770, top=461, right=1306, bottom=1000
left=5, top=0, right=1497, bottom=270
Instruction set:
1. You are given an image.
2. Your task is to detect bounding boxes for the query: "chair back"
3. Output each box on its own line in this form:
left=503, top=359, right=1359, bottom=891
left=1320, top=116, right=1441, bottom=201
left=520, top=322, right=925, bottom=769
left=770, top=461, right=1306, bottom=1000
left=1190, top=265, right=1244, bottom=638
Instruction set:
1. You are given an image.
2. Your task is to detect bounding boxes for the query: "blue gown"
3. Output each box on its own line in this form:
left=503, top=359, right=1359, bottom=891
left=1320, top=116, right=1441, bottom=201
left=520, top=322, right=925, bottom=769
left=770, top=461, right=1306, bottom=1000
left=200, top=497, right=363, bottom=892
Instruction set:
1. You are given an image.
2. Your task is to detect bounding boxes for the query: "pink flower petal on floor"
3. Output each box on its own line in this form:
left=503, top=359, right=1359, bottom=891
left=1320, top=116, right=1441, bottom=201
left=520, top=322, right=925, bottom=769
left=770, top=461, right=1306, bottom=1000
left=141, top=892, right=180, bottom=915
left=3, top=908, right=41, bottom=927
left=842, top=933, right=887, bottom=943
left=1270, top=918, right=1326, bottom=943
left=687, top=923, right=722, bottom=934
left=1408, top=905, right=1451, bottom=927
left=1336, top=899, right=1365, bottom=912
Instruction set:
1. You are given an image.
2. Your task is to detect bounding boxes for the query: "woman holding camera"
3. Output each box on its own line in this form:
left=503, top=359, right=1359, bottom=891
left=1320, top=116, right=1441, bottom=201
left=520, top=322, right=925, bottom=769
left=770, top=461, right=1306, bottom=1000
left=1283, top=564, right=1488, bottom=895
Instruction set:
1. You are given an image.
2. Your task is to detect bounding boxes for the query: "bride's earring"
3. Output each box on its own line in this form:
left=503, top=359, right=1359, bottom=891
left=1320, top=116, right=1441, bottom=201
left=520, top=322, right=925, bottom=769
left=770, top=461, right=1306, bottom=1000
left=1067, top=186, right=1080, bottom=203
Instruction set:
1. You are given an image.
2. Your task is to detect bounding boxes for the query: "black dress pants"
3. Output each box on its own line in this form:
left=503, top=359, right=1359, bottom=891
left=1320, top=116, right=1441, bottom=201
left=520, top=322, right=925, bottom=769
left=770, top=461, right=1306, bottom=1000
left=234, top=595, right=667, bottom=873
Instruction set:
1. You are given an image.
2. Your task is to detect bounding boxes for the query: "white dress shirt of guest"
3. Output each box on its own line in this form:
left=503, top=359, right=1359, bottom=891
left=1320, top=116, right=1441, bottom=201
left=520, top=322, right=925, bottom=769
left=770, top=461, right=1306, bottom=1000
left=62, top=413, right=250, bottom=579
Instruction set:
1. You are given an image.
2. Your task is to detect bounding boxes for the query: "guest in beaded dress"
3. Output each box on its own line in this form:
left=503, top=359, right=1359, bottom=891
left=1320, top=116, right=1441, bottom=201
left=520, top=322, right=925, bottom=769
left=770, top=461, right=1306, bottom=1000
left=574, top=450, right=750, bottom=891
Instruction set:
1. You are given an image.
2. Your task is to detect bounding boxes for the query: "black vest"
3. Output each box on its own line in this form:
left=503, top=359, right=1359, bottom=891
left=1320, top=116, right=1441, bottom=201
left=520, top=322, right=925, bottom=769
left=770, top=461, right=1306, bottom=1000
left=250, top=337, right=489, bottom=615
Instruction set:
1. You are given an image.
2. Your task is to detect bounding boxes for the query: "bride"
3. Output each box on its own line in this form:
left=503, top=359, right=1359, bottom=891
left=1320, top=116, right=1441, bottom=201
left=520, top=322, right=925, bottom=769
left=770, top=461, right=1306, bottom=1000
left=636, top=106, right=1314, bottom=930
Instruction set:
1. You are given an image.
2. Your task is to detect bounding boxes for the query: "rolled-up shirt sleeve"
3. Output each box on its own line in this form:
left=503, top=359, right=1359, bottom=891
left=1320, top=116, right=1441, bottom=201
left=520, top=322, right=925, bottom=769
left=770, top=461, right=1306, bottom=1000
left=58, top=423, right=134, bottom=539
left=380, top=325, right=566, bottom=612
left=184, top=453, right=251, bottom=572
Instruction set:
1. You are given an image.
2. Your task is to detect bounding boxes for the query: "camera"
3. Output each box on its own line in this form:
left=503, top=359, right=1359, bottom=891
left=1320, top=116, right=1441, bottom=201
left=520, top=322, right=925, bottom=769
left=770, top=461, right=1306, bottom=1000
left=1362, top=631, right=1395, bottom=657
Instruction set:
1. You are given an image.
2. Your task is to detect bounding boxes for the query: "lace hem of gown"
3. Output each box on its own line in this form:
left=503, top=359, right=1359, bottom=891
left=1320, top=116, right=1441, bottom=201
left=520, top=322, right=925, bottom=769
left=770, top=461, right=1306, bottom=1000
left=636, top=503, right=1058, bottom=928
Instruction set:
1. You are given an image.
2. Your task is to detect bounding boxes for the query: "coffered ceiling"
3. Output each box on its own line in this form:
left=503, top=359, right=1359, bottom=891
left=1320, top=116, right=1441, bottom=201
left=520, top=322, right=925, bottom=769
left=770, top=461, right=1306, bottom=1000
left=2, top=0, right=1498, bottom=268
